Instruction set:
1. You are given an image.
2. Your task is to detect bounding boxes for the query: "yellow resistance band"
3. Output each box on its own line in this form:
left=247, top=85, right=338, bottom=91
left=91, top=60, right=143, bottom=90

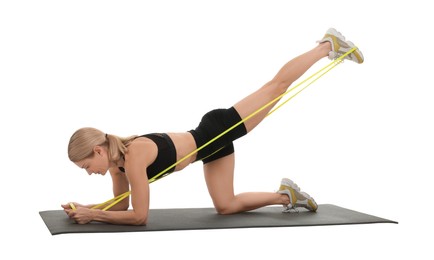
left=90, top=47, right=358, bottom=211
left=69, top=203, right=76, bottom=210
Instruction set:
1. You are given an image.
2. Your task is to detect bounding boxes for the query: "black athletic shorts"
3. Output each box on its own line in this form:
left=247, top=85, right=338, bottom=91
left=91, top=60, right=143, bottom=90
left=189, top=107, right=247, bottom=164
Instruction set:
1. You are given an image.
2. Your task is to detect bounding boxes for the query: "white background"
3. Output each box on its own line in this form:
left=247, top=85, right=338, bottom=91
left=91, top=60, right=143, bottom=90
left=1, top=0, right=433, bottom=259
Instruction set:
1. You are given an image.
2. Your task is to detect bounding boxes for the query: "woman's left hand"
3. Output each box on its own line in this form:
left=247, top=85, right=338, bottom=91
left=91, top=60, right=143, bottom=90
left=66, top=207, right=94, bottom=224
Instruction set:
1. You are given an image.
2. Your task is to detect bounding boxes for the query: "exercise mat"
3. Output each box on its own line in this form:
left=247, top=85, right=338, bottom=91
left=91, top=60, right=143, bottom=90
left=39, top=204, right=397, bottom=235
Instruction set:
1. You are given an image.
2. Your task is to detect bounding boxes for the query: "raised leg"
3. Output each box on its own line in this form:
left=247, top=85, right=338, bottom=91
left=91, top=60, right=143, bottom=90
left=204, top=29, right=364, bottom=214
left=204, top=43, right=331, bottom=214
left=234, top=42, right=331, bottom=133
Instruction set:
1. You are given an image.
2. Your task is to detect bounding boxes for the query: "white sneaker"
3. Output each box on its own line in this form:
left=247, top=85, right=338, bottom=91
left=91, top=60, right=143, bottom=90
left=277, top=178, right=318, bottom=212
left=318, top=28, right=364, bottom=64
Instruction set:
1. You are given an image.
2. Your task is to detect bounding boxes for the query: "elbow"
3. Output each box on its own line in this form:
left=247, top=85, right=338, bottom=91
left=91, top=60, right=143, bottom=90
left=134, top=214, right=148, bottom=226
left=135, top=219, right=147, bottom=226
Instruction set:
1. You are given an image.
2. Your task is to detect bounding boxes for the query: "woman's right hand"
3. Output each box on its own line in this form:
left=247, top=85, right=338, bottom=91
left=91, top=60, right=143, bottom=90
left=61, top=202, right=87, bottom=213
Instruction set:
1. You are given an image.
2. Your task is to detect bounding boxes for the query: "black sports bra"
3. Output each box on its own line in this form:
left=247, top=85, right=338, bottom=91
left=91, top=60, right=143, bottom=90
left=119, top=133, right=177, bottom=181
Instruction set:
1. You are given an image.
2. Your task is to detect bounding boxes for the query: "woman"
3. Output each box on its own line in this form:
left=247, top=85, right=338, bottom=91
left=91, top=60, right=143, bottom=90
left=63, top=28, right=363, bottom=225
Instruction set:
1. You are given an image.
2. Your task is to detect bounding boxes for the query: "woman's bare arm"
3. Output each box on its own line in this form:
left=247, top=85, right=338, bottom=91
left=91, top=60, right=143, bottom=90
left=67, top=141, right=156, bottom=225
left=62, top=168, right=130, bottom=211
left=106, top=166, right=130, bottom=211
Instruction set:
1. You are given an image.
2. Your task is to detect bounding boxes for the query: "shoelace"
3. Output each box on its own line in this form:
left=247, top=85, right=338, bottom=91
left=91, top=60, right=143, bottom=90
left=283, top=206, right=299, bottom=213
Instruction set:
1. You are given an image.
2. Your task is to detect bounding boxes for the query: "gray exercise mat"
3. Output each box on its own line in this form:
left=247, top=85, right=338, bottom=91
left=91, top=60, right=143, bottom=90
left=39, top=204, right=397, bottom=235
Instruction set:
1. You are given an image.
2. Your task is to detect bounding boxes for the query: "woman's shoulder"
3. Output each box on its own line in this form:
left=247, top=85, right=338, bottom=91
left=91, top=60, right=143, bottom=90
left=125, top=137, right=158, bottom=165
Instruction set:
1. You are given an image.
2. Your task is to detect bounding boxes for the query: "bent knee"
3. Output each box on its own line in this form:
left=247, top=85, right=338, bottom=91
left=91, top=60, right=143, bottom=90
left=214, top=204, right=237, bottom=215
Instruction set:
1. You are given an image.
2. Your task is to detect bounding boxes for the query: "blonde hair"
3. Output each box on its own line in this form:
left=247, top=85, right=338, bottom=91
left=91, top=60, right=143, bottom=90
left=68, top=127, right=138, bottom=162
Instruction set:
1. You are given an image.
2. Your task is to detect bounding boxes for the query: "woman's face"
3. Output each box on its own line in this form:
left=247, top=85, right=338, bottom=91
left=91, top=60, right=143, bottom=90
left=74, top=146, right=110, bottom=176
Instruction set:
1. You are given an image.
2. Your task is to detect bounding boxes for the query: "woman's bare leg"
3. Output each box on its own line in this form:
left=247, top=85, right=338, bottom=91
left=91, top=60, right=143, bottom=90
left=204, top=153, right=290, bottom=214
left=204, top=43, right=331, bottom=214
left=234, top=42, right=331, bottom=133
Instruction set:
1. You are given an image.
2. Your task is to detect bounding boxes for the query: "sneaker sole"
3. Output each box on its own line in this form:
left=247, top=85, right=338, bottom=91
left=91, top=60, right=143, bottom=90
left=299, top=191, right=318, bottom=212
left=346, top=40, right=364, bottom=63
left=308, top=200, right=318, bottom=211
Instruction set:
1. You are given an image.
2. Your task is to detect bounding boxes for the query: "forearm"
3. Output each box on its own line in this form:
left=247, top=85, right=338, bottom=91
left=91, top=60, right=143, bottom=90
left=91, top=209, right=147, bottom=225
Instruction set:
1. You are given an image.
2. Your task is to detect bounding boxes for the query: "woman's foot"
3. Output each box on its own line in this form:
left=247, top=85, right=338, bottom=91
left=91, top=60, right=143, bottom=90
left=277, top=178, right=318, bottom=212
left=318, top=28, right=364, bottom=64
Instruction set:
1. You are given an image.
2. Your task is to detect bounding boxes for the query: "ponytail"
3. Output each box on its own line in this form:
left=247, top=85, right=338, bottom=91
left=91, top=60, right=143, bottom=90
left=106, top=133, right=138, bottom=162
left=68, top=127, right=137, bottom=162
